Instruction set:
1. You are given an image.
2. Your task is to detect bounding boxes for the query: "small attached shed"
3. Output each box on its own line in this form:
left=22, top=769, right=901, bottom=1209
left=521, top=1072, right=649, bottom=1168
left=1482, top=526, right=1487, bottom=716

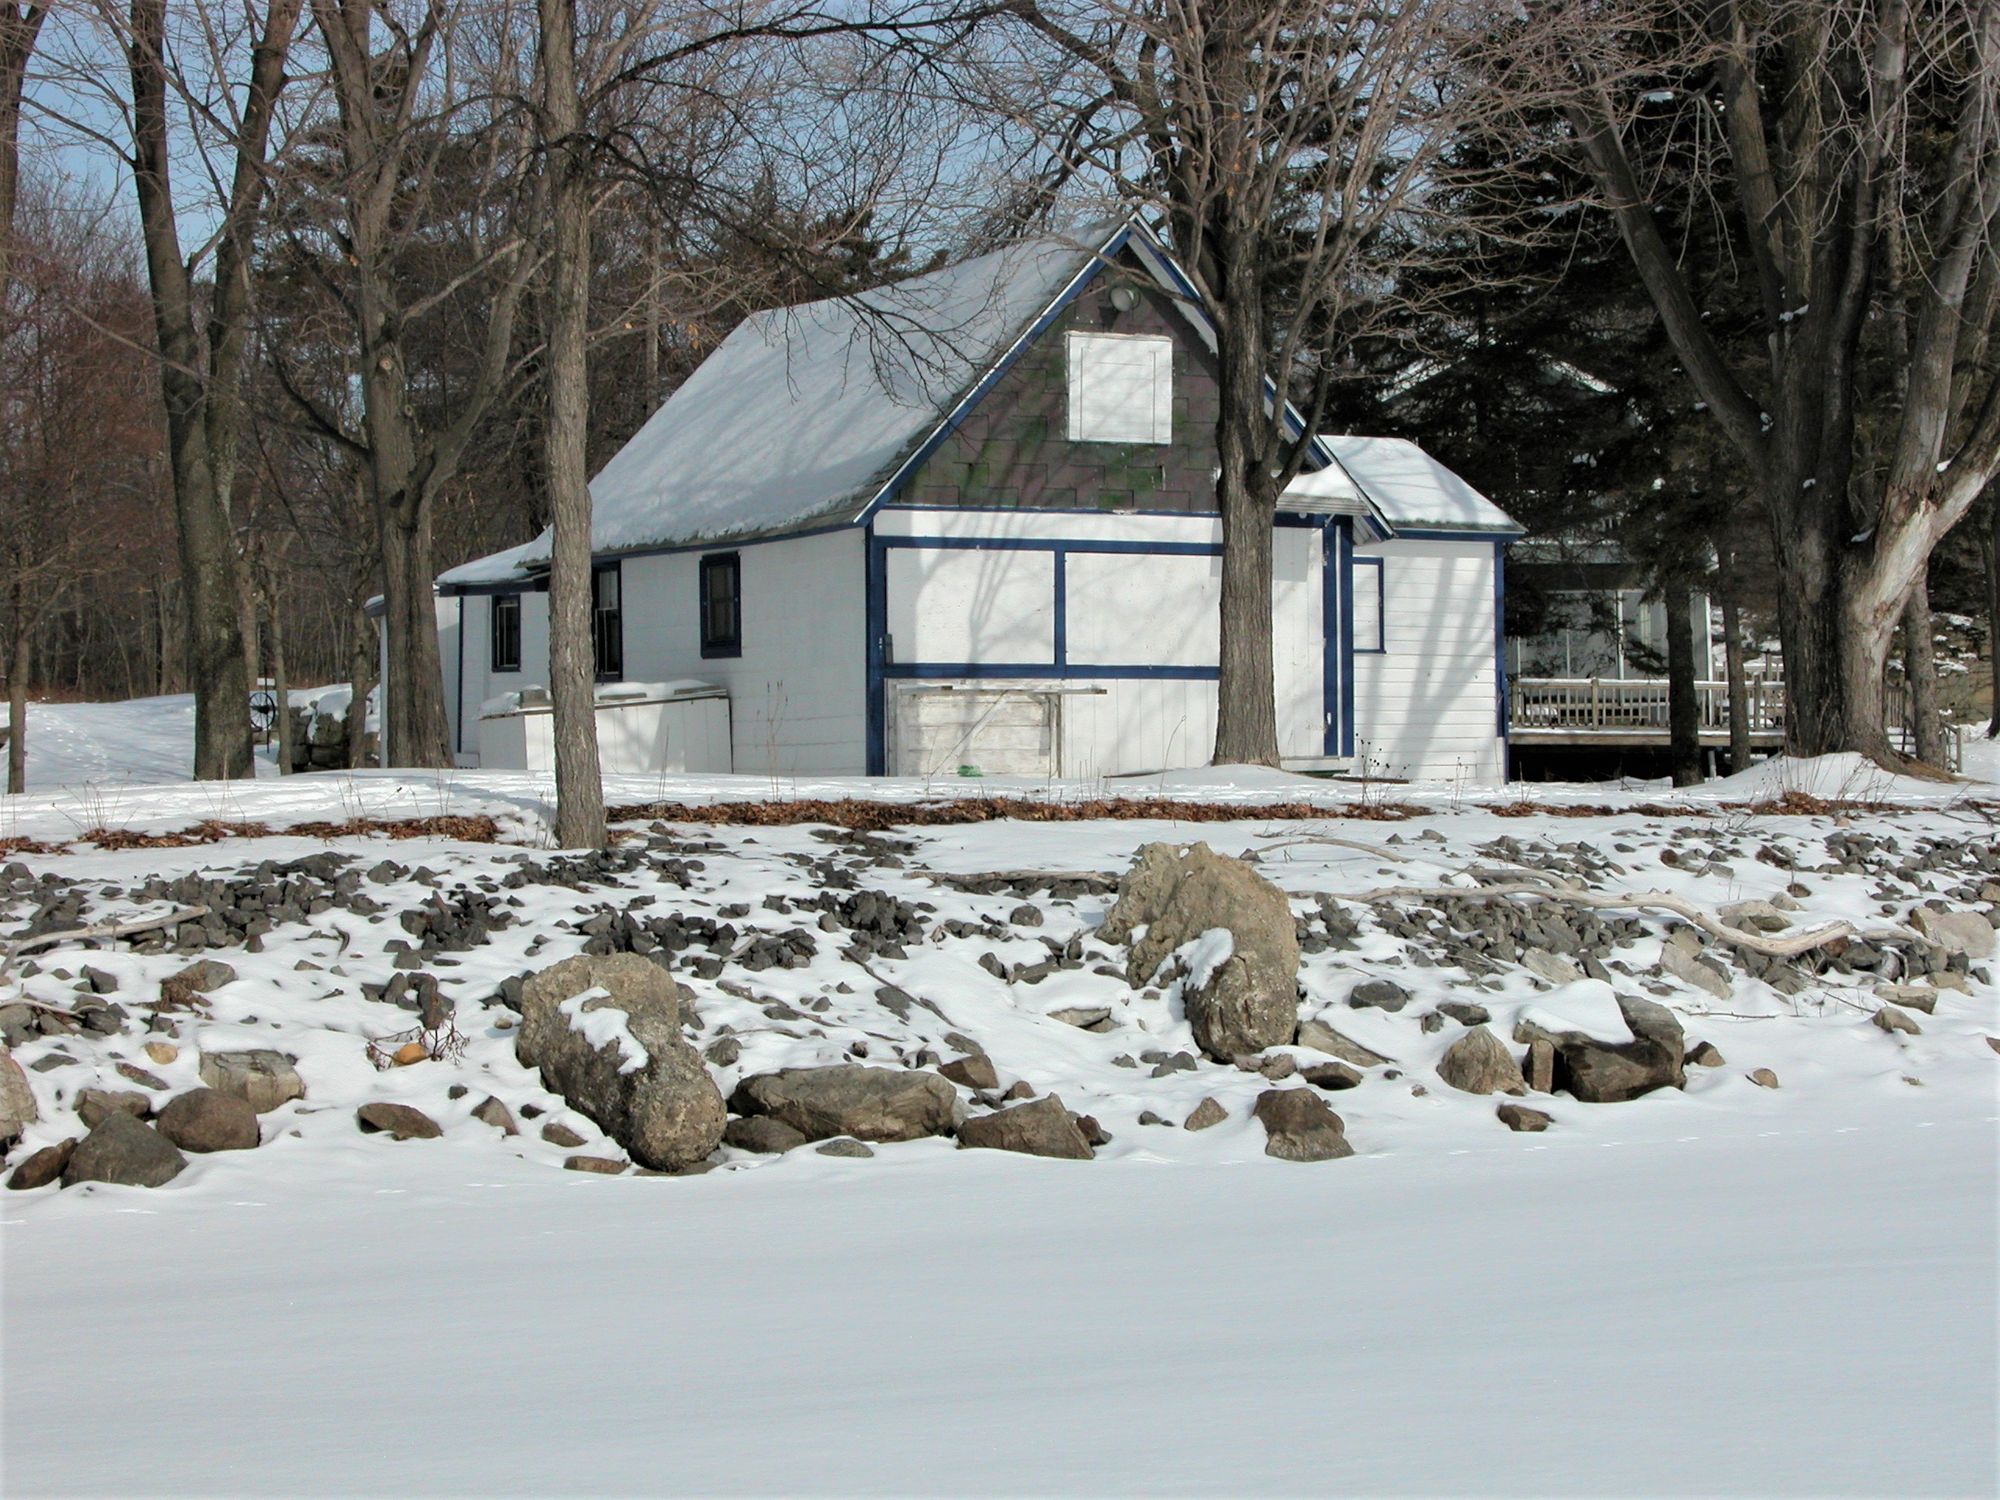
left=432, top=219, right=1521, bottom=783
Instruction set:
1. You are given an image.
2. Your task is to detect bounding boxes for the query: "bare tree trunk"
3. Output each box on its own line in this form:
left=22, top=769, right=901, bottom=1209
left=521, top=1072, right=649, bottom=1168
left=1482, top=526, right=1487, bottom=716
left=377, top=507, right=452, bottom=767
left=0, top=2, right=47, bottom=317
left=1665, top=580, right=1701, bottom=786
left=540, top=0, right=606, bottom=848
left=1900, top=570, right=1944, bottom=766
left=1985, top=485, right=1999, bottom=738
left=6, top=579, right=27, bottom=794
left=345, top=601, right=376, bottom=769
left=1716, top=540, right=1753, bottom=773
left=1210, top=241, right=1280, bottom=767
left=270, top=590, right=294, bottom=774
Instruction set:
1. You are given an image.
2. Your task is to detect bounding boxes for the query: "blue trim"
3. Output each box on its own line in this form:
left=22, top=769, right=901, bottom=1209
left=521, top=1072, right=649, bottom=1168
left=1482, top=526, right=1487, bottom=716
left=452, top=595, right=465, bottom=757
left=865, top=524, right=886, bottom=775
left=1051, top=549, right=1067, bottom=667
left=1351, top=555, right=1386, bottom=654
left=436, top=518, right=859, bottom=595
left=697, top=551, right=743, bottom=659
left=1390, top=526, right=1527, bottom=542
left=877, top=535, right=1221, bottom=558
left=886, top=663, right=1217, bottom=681
left=1494, top=540, right=1510, bottom=764
left=1337, top=521, right=1356, bottom=757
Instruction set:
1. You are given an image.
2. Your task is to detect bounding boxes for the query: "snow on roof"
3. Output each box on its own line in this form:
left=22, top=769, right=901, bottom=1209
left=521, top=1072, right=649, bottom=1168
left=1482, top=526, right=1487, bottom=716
left=1307, top=435, right=1521, bottom=535
left=445, top=228, right=1120, bottom=586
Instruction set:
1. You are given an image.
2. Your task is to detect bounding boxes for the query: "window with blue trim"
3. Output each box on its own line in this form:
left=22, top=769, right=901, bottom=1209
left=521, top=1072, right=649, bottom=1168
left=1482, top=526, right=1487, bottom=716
left=490, top=593, right=521, bottom=672
left=592, top=564, right=623, bottom=680
left=699, top=553, right=741, bottom=658
left=1352, top=557, right=1386, bottom=653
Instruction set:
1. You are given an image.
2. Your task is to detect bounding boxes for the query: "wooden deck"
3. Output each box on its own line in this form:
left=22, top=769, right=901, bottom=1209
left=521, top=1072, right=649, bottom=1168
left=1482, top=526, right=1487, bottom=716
left=1507, top=678, right=1785, bottom=749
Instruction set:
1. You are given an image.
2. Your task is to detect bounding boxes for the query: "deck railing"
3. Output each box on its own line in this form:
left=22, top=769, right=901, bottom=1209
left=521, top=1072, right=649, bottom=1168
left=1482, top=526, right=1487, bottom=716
left=1509, top=677, right=1786, bottom=735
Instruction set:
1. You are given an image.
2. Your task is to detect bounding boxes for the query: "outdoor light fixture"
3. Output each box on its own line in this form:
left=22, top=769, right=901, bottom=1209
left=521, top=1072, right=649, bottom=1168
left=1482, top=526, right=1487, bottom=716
left=1109, top=284, right=1139, bottom=312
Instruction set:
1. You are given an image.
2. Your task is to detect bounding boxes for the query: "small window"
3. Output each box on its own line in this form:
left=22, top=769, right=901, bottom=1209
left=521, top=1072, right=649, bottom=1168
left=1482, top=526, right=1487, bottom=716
left=1352, top=557, right=1385, bottom=654
left=1066, top=332, right=1173, bottom=444
left=699, top=553, right=741, bottom=658
left=592, top=564, right=623, bottom=680
left=490, top=593, right=521, bottom=673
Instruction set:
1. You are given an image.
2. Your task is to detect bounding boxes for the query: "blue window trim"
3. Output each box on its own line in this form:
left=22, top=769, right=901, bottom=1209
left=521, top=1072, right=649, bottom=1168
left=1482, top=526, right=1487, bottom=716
left=1351, top=555, right=1387, bottom=655
left=489, top=592, right=522, bottom=673
left=698, top=552, right=742, bottom=659
left=1336, top=522, right=1356, bottom=756
left=593, top=560, right=624, bottom=682
left=864, top=532, right=1229, bottom=773
left=1494, top=540, right=1510, bottom=759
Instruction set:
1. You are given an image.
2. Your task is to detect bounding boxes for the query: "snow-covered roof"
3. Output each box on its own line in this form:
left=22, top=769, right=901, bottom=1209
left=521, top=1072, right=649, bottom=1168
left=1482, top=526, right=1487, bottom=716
left=1304, top=436, right=1521, bottom=535
left=443, top=227, right=1125, bottom=587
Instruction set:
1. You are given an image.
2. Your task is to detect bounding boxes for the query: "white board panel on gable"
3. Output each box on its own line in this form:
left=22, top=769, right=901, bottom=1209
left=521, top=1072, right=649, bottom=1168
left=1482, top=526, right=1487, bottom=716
left=885, top=547, right=1055, bottom=665
left=1065, top=552, right=1220, bottom=667
left=1066, top=333, right=1172, bottom=443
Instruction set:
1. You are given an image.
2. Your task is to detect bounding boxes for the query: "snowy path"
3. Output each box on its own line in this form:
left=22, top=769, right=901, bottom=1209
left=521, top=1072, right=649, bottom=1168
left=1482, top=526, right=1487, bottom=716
left=4, top=1100, right=1991, bottom=1497
left=0, top=694, right=284, bottom=798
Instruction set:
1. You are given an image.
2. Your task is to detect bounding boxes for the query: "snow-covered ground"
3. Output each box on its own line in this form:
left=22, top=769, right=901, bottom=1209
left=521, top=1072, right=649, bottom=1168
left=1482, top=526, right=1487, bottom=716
left=1, top=696, right=1996, bottom=1496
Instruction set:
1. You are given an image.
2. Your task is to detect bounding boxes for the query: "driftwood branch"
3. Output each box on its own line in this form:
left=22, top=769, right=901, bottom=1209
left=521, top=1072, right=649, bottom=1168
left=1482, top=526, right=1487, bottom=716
left=0, top=905, right=211, bottom=985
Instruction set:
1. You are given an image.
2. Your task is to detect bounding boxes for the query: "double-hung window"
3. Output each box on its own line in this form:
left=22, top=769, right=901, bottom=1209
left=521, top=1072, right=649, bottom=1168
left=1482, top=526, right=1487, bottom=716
left=592, top=564, right=623, bottom=680
left=490, top=593, right=521, bottom=673
left=700, top=553, right=741, bottom=658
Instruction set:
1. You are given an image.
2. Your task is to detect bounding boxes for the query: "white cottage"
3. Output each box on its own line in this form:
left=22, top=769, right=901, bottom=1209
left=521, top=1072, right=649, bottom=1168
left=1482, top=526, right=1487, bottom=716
left=434, top=219, right=1521, bottom=783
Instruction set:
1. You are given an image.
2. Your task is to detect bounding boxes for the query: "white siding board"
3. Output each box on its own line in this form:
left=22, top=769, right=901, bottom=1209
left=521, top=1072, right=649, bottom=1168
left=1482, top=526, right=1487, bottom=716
left=886, top=547, right=1055, bottom=664
left=1065, top=553, right=1220, bottom=667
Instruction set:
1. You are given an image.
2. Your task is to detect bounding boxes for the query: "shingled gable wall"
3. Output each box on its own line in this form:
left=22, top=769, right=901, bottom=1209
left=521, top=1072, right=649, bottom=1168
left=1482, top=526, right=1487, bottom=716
left=897, top=265, right=1225, bottom=514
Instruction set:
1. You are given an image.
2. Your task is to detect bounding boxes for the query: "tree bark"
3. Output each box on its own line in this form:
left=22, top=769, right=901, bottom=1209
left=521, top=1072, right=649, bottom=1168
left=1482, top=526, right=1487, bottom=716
left=539, top=0, right=607, bottom=848
left=1985, top=484, right=1999, bottom=738
left=270, top=588, right=293, bottom=774
left=1716, top=540, right=1753, bottom=774
left=1899, top=570, right=1944, bottom=766
left=1665, top=580, right=1702, bottom=786
left=6, top=579, right=27, bottom=794
left=346, top=601, right=376, bottom=770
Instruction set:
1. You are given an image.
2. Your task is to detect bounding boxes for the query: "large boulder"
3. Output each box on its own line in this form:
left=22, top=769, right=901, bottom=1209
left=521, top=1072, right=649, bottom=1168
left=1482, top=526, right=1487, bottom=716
left=1909, top=906, right=1996, bottom=959
left=156, top=1089, right=260, bottom=1153
left=517, top=954, right=725, bottom=1172
left=61, top=1111, right=187, bottom=1188
left=1251, top=1089, right=1353, bottom=1162
left=0, top=1048, right=38, bottom=1145
left=1101, top=842, right=1300, bottom=1060
left=1436, top=1026, right=1527, bottom=1097
left=198, top=1050, right=304, bottom=1113
left=1517, top=995, right=1685, bottom=1104
left=730, top=1065, right=958, bottom=1143
left=956, top=1094, right=1094, bottom=1160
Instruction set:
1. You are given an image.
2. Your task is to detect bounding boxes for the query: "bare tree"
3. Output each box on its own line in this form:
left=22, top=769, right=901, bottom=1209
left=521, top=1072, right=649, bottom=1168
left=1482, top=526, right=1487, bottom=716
left=1544, top=0, right=2000, bottom=761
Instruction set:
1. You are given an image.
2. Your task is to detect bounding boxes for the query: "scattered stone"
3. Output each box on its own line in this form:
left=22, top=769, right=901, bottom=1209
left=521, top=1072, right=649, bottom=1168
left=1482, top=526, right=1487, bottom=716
left=168, top=959, right=238, bottom=994
left=1075, top=1114, right=1110, bottom=1147
left=1251, top=1089, right=1353, bottom=1162
left=1747, top=1068, right=1780, bottom=1089
left=1524, top=1037, right=1556, bottom=1093
left=156, top=1088, right=259, bottom=1152
left=197, top=1050, right=304, bottom=1113
left=1436, top=1001, right=1491, bottom=1028
left=356, top=1102, right=442, bottom=1140
left=1685, top=1041, right=1725, bottom=1068
left=704, top=1036, right=741, bottom=1067
left=471, top=1096, right=519, bottom=1135
left=1002, top=1080, right=1036, bottom=1100
left=76, top=1089, right=151, bottom=1130
left=1718, top=900, right=1792, bottom=934
left=390, top=1041, right=429, bottom=1066
left=815, top=1137, right=875, bottom=1158
left=564, top=1154, right=627, bottom=1174
left=61, top=1111, right=186, bottom=1188
left=114, top=1062, right=168, bottom=1090
left=1660, top=941, right=1732, bottom=1000
left=6, top=1138, right=75, bottom=1189
left=1183, top=1097, right=1227, bottom=1131
left=1436, top=1026, right=1527, bottom=1096
left=1100, top=842, right=1300, bottom=1059
left=939, top=1054, right=1000, bottom=1091
left=1008, top=904, right=1044, bottom=927
left=1519, top=995, right=1686, bottom=1103
left=540, top=1121, right=587, bottom=1147
left=731, top=1064, right=958, bottom=1143
left=1522, top=948, right=1583, bottom=986
left=516, top=953, right=726, bottom=1172
left=957, top=1094, right=1094, bottom=1159
left=1496, top=1102, right=1552, bottom=1133
left=724, top=1116, right=808, bottom=1154
left=1874, top=984, right=1939, bottom=1015
left=1299, top=1061, right=1362, bottom=1091
left=1873, top=1005, right=1922, bottom=1036
left=1909, top=907, right=1996, bottom=959
left=1295, top=1020, right=1391, bottom=1068
left=1137, top=1110, right=1170, bottom=1126
left=143, top=1041, right=178, bottom=1066
left=0, top=1049, right=38, bottom=1144
left=1348, top=979, right=1411, bottom=1012
left=1046, top=1006, right=1113, bottom=1030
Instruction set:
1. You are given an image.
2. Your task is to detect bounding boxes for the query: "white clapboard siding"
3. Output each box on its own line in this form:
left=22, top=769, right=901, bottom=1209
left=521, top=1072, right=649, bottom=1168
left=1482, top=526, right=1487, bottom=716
left=1351, top=538, right=1504, bottom=783
left=886, top=547, right=1055, bottom=665
left=1064, top=552, right=1220, bottom=667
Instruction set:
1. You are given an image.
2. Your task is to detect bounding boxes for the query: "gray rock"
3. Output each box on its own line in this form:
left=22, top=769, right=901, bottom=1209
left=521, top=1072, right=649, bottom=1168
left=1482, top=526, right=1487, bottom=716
left=1183, top=1097, right=1228, bottom=1131
left=1496, top=1102, right=1552, bottom=1132
left=724, top=1115, right=809, bottom=1153
left=1348, top=979, right=1411, bottom=1012
left=704, top=1036, right=741, bottom=1067
left=1046, top=1005, right=1113, bottom=1029
left=61, top=1111, right=186, bottom=1188
left=356, top=1102, right=443, bottom=1140
left=6, top=1137, right=75, bottom=1189
left=939, top=1054, right=1000, bottom=1091
left=1746, top=1068, right=1780, bottom=1088
left=1436, top=1001, right=1491, bottom=1028
left=1299, top=1060, right=1362, bottom=1091
left=1873, top=1004, right=1922, bottom=1036
left=197, top=1050, right=304, bottom=1113
left=1529, top=995, right=1686, bottom=1103
left=76, top=1089, right=151, bottom=1130
left=471, top=1096, right=519, bottom=1135
left=957, top=1094, right=1094, bottom=1159
left=564, top=1154, right=627, bottom=1174
left=167, top=959, right=238, bottom=994
left=0, top=1049, right=38, bottom=1144
left=1660, top=941, right=1732, bottom=1000
left=1685, top=1041, right=1725, bottom=1068
left=1910, top=907, right=1996, bottom=959
left=1436, top=1026, right=1527, bottom=1096
left=156, top=1088, right=259, bottom=1152
left=1522, top=948, right=1583, bottom=986
left=539, top=1120, right=588, bottom=1147
left=517, top=953, right=726, bottom=1172
left=1874, top=984, right=1938, bottom=1014
left=1525, top=1037, right=1556, bottom=1093
left=1295, top=1020, right=1391, bottom=1068
left=731, top=1064, right=957, bottom=1143
left=1251, top=1089, right=1353, bottom=1162
left=1101, top=842, right=1299, bottom=1060
left=815, top=1136, right=875, bottom=1158
left=1718, top=900, right=1792, bottom=934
